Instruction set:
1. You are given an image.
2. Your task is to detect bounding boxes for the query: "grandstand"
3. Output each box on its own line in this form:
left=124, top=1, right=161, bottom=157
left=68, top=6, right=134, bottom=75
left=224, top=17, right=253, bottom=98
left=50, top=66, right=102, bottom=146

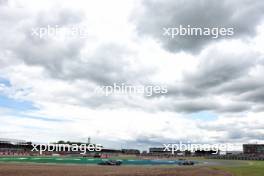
left=0, top=138, right=32, bottom=156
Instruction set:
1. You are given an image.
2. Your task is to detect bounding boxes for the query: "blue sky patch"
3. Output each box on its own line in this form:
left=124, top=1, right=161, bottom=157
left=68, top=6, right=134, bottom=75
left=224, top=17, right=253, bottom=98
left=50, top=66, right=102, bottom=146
left=0, top=77, right=11, bottom=87
left=190, top=111, right=218, bottom=121
left=0, top=95, right=36, bottom=111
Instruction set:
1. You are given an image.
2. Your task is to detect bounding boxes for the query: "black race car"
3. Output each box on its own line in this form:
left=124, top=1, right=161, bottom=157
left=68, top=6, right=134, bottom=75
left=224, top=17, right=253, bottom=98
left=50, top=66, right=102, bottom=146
left=98, top=160, right=122, bottom=166
left=178, top=160, right=195, bottom=165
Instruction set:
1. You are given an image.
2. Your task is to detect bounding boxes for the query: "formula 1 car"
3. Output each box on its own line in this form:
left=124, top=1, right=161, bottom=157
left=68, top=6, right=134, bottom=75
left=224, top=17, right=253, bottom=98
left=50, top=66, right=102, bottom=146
left=178, top=160, right=195, bottom=165
left=98, top=160, right=122, bottom=166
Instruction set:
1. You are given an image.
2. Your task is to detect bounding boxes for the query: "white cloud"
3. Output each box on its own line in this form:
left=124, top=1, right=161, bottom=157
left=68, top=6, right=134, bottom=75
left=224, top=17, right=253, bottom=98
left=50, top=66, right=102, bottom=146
left=0, top=0, right=263, bottom=149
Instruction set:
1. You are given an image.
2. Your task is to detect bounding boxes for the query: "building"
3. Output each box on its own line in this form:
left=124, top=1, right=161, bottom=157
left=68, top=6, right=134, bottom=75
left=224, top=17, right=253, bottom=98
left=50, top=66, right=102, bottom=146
left=0, top=138, right=32, bottom=155
left=0, top=138, right=27, bottom=144
left=194, top=149, right=219, bottom=156
left=121, top=149, right=140, bottom=155
left=149, top=147, right=185, bottom=156
left=243, top=144, right=264, bottom=155
left=149, top=147, right=171, bottom=154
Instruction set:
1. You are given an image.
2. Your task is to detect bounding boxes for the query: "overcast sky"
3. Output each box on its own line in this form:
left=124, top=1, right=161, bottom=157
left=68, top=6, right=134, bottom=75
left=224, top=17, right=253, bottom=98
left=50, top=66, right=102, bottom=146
left=0, top=0, right=264, bottom=150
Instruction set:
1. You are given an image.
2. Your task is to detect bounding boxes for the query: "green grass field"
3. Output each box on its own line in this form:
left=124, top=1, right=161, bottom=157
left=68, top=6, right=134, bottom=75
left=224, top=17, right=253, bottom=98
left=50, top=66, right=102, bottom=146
left=211, top=161, right=264, bottom=176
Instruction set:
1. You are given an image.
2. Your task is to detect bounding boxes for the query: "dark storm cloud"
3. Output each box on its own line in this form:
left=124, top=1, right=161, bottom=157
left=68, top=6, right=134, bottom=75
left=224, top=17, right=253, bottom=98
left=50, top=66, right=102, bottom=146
left=0, top=5, right=152, bottom=86
left=14, top=38, right=84, bottom=75
left=162, top=84, right=204, bottom=98
left=183, top=50, right=256, bottom=89
left=160, top=98, right=251, bottom=114
left=0, top=3, right=157, bottom=110
left=218, top=103, right=251, bottom=113
left=152, top=46, right=262, bottom=113
left=0, top=7, right=86, bottom=64
left=164, top=100, right=219, bottom=113
left=214, top=79, right=264, bottom=95
left=172, top=52, right=260, bottom=112
left=134, top=0, right=264, bottom=114
left=58, top=44, right=152, bottom=85
left=16, top=40, right=151, bottom=86
left=134, top=0, right=264, bottom=53
left=239, top=89, right=264, bottom=103
left=0, top=0, right=263, bottom=114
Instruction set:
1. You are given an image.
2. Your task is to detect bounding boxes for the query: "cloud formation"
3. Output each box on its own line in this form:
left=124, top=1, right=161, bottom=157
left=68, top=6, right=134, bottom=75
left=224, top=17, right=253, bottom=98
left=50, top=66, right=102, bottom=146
left=0, top=0, right=263, bottom=148
left=134, top=0, right=264, bottom=53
